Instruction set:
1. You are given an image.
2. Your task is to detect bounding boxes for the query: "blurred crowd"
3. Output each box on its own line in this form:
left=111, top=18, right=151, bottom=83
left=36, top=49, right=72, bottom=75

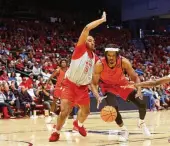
left=0, top=18, right=170, bottom=119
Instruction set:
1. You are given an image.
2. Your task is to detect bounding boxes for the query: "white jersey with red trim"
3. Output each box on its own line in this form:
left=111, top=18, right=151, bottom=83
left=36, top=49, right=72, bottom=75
left=168, top=74, right=170, bottom=78
left=65, top=44, right=95, bottom=85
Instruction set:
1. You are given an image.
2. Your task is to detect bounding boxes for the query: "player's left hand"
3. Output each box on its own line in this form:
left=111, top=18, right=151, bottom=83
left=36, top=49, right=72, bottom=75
left=101, top=11, right=107, bottom=22
left=97, top=96, right=107, bottom=109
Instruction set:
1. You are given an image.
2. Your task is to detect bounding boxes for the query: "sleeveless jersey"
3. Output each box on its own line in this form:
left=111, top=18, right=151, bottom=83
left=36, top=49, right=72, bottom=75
left=65, top=44, right=95, bottom=85
left=100, top=56, right=129, bottom=87
left=55, top=68, right=66, bottom=88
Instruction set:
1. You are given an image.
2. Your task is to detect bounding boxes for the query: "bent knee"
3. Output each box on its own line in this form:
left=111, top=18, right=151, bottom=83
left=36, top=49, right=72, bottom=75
left=60, top=108, right=70, bottom=117
left=81, top=108, right=90, bottom=116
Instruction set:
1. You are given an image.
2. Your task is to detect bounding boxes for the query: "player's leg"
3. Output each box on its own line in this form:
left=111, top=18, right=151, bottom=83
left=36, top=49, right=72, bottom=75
left=51, top=88, right=62, bottom=115
left=73, top=104, right=90, bottom=136
left=49, top=98, right=73, bottom=142
left=127, top=90, right=151, bottom=137
left=50, top=98, right=57, bottom=113
left=73, top=86, right=90, bottom=137
left=105, top=92, right=129, bottom=141
left=56, top=99, right=73, bottom=130
left=49, top=78, right=75, bottom=142
left=77, top=104, right=90, bottom=123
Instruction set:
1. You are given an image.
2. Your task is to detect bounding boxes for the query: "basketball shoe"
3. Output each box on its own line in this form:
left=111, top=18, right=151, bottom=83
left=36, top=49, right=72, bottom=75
left=49, top=125, right=60, bottom=142
left=73, top=120, right=87, bottom=136
left=138, top=120, right=151, bottom=137
left=118, top=130, right=129, bottom=142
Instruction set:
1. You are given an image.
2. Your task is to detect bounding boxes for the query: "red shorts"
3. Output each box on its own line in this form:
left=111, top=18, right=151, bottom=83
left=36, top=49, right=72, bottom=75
left=61, top=78, right=90, bottom=106
left=54, top=87, right=62, bottom=98
left=100, top=83, right=134, bottom=100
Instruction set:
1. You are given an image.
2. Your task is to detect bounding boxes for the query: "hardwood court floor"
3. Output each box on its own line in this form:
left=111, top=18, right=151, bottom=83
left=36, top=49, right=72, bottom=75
left=0, top=110, right=170, bottom=146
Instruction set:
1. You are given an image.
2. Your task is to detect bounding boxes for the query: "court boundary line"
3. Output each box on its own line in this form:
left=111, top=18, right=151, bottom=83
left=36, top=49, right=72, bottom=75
left=0, top=139, right=33, bottom=146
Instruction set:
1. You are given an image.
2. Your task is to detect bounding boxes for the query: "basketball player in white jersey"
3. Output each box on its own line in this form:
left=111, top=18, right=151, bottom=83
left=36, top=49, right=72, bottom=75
left=49, top=11, right=107, bottom=142
left=122, top=74, right=170, bottom=88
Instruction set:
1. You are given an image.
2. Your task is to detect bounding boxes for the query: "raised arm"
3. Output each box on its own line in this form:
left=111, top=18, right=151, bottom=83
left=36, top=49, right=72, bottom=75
left=90, top=60, right=103, bottom=99
left=77, top=11, right=106, bottom=46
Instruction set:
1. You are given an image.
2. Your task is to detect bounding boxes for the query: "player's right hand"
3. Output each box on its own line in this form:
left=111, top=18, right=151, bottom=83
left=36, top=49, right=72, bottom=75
left=101, top=11, right=106, bottom=22
left=97, top=96, right=107, bottom=109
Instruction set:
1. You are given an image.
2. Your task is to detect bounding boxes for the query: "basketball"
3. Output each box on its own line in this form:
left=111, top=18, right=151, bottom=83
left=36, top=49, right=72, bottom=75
left=100, top=106, right=117, bottom=122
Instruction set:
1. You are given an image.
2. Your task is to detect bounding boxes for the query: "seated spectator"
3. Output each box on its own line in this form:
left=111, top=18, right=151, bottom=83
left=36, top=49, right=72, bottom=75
left=26, top=73, right=34, bottom=88
left=36, top=83, right=53, bottom=115
left=20, top=77, right=29, bottom=89
left=0, top=82, right=15, bottom=118
left=32, top=62, right=41, bottom=79
left=3, top=82, right=21, bottom=113
left=10, top=81, right=22, bottom=113
left=20, top=86, right=36, bottom=117
left=152, top=87, right=163, bottom=110
left=7, top=63, right=15, bottom=73
left=27, top=84, right=37, bottom=101
left=0, top=70, right=8, bottom=81
left=157, top=85, right=168, bottom=108
left=41, top=69, right=51, bottom=81
left=9, top=72, right=17, bottom=82
left=15, top=57, right=24, bottom=71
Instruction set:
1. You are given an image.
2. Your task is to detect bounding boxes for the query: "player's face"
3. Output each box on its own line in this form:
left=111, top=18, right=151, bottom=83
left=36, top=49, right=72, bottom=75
left=86, top=36, right=95, bottom=51
left=61, top=61, right=67, bottom=68
left=106, top=51, right=117, bottom=65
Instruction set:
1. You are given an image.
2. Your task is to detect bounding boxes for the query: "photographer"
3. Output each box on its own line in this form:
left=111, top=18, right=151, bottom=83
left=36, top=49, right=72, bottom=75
left=36, top=83, right=53, bottom=115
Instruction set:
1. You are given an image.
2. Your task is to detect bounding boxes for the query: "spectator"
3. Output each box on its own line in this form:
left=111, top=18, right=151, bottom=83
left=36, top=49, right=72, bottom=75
left=20, top=86, right=36, bottom=117
left=0, top=82, right=15, bottom=118
left=36, top=83, right=53, bottom=115
left=3, top=82, right=21, bottom=113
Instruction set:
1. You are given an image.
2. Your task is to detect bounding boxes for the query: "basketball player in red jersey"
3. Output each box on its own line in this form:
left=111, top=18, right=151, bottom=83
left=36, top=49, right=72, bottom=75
left=91, top=44, right=151, bottom=142
left=49, top=12, right=106, bottom=142
left=47, top=59, right=68, bottom=113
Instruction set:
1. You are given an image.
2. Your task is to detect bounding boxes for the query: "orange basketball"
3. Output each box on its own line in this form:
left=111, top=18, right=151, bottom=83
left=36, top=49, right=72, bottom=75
left=100, top=106, right=117, bottom=122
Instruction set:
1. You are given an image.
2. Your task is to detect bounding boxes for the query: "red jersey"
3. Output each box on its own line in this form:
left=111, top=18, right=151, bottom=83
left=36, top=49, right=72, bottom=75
left=54, top=68, right=67, bottom=98
left=100, top=56, right=133, bottom=100
left=100, top=56, right=128, bottom=86
left=55, top=68, right=66, bottom=88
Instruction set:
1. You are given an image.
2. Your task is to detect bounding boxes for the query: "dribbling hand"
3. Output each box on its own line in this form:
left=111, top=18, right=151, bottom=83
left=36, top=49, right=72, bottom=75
left=97, top=96, right=107, bottom=109
left=101, top=11, right=107, bottom=22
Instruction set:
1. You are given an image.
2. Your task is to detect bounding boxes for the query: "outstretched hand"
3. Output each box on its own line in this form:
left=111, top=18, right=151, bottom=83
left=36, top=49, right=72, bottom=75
left=121, top=84, right=135, bottom=89
left=121, top=81, right=136, bottom=89
left=97, top=96, right=107, bottom=109
left=101, top=11, right=106, bottom=22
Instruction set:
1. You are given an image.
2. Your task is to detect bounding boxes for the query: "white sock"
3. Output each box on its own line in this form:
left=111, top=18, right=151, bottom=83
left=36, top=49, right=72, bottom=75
left=52, top=125, right=60, bottom=134
left=53, top=128, right=60, bottom=134
left=120, top=125, right=128, bottom=131
left=139, top=119, right=145, bottom=125
left=78, top=120, right=83, bottom=127
left=56, top=130, right=60, bottom=134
